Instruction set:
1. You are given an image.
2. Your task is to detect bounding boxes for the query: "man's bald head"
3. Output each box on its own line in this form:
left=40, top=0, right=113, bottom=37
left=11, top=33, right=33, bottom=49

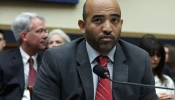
left=82, top=0, right=121, bottom=21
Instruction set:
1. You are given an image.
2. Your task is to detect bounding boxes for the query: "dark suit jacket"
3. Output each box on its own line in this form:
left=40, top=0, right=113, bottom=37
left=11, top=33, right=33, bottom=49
left=0, top=48, right=42, bottom=100
left=33, top=37, right=158, bottom=100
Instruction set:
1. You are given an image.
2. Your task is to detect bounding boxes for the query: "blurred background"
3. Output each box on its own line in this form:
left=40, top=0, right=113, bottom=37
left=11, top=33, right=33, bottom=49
left=0, top=0, right=175, bottom=50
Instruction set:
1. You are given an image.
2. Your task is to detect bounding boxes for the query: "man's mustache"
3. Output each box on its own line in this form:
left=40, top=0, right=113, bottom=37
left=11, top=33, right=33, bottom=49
left=99, top=35, right=115, bottom=39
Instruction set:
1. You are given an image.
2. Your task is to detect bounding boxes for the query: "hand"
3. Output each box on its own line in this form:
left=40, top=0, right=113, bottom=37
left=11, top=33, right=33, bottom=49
left=158, top=93, right=174, bottom=100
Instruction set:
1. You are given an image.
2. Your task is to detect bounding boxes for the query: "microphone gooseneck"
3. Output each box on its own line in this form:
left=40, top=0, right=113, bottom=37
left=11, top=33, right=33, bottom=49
left=93, top=64, right=174, bottom=90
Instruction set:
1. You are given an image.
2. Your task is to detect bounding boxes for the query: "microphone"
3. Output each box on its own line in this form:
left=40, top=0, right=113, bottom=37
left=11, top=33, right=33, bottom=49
left=93, top=64, right=174, bottom=90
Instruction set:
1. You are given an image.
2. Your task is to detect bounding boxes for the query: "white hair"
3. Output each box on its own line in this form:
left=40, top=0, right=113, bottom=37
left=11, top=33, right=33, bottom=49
left=46, top=29, right=71, bottom=46
left=11, top=12, right=45, bottom=44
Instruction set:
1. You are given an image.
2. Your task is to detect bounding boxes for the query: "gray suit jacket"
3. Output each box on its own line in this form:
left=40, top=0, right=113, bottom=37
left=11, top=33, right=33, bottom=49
left=33, top=37, right=158, bottom=100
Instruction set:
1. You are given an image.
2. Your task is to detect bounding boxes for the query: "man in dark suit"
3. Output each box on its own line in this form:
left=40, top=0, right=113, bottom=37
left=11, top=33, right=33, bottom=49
left=0, top=12, right=48, bottom=100
left=33, top=0, right=158, bottom=100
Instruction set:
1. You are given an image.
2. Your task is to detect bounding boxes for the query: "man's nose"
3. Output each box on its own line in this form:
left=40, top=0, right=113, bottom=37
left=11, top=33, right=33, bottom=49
left=43, top=33, right=48, bottom=39
left=102, top=21, right=112, bottom=35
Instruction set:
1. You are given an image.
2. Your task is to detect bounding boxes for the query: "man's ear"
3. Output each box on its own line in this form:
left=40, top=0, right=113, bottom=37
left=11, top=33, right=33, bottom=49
left=2, top=40, right=6, bottom=47
left=78, top=20, right=85, bottom=34
left=21, top=32, right=27, bottom=42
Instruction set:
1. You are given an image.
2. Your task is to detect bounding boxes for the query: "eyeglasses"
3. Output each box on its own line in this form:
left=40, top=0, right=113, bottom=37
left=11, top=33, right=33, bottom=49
left=35, top=29, right=49, bottom=34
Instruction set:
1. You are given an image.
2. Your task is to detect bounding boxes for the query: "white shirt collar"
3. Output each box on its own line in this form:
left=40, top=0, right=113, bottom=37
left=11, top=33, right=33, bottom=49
left=19, top=46, right=38, bottom=64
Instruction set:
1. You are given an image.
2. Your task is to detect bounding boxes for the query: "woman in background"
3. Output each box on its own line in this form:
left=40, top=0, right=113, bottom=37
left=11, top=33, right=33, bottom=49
left=46, top=29, right=71, bottom=48
left=164, top=44, right=175, bottom=80
left=139, top=34, right=174, bottom=100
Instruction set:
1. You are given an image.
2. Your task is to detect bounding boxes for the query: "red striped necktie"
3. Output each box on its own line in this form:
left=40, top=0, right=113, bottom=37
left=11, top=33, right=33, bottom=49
left=28, top=57, right=37, bottom=86
left=95, top=56, right=112, bottom=100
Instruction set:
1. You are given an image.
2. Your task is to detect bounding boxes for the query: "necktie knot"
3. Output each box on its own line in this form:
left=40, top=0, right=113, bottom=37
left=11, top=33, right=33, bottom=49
left=96, top=56, right=108, bottom=68
left=28, top=57, right=34, bottom=65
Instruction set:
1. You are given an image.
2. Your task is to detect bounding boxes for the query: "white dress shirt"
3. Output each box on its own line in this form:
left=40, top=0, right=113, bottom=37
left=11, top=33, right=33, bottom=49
left=19, top=47, right=38, bottom=100
left=86, top=42, right=116, bottom=100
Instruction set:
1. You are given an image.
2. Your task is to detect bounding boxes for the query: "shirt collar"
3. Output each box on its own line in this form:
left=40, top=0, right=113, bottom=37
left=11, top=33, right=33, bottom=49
left=86, top=41, right=116, bottom=63
left=19, top=46, right=38, bottom=64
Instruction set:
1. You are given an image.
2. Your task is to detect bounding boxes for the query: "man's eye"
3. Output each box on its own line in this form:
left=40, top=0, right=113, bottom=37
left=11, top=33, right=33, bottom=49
left=112, top=18, right=118, bottom=23
left=36, top=29, right=42, bottom=33
left=93, top=19, right=101, bottom=23
left=36, top=29, right=48, bottom=33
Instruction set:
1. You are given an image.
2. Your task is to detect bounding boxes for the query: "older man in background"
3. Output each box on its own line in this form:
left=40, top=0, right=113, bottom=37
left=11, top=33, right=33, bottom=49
left=0, top=12, right=48, bottom=100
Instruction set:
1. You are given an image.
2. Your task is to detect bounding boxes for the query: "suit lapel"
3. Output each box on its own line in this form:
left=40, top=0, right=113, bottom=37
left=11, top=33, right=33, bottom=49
left=112, top=43, right=128, bottom=100
left=36, top=52, right=43, bottom=72
left=11, top=48, right=25, bottom=91
left=76, top=40, right=94, bottom=100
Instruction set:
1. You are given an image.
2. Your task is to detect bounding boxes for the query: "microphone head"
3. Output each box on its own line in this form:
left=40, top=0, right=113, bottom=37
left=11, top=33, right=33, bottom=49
left=93, top=64, right=109, bottom=78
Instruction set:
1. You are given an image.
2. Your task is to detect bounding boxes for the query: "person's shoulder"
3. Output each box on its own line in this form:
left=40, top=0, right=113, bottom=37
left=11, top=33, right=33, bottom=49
left=163, top=74, right=174, bottom=81
left=42, top=37, right=85, bottom=62
left=118, top=39, right=147, bottom=55
left=0, top=48, right=18, bottom=56
left=50, top=37, right=85, bottom=51
left=44, top=37, right=85, bottom=57
left=163, top=74, right=174, bottom=84
left=163, top=74, right=175, bottom=87
left=0, top=48, right=19, bottom=64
